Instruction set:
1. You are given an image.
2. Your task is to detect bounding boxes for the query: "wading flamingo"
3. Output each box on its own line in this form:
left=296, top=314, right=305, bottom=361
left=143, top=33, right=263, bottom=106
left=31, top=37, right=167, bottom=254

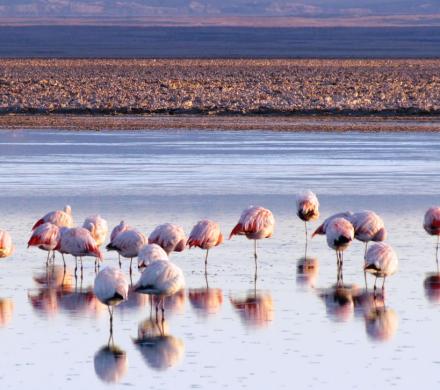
left=312, top=211, right=353, bottom=237
left=83, top=215, right=108, bottom=247
left=229, top=206, right=275, bottom=260
left=109, top=221, right=132, bottom=266
left=364, top=242, right=398, bottom=292
left=188, top=220, right=223, bottom=273
left=350, top=211, right=387, bottom=255
left=0, top=230, right=14, bottom=259
left=423, top=207, right=440, bottom=264
left=326, top=218, right=354, bottom=280
left=56, top=227, right=103, bottom=273
left=106, top=229, right=147, bottom=272
left=296, top=190, right=319, bottom=241
left=148, top=223, right=187, bottom=255
left=27, top=222, right=61, bottom=265
left=32, top=205, right=73, bottom=230
left=134, top=260, right=185, bottom=319
left=138, top=244, right=169, bottom=270
left=94, top=267, right=128, bottom=340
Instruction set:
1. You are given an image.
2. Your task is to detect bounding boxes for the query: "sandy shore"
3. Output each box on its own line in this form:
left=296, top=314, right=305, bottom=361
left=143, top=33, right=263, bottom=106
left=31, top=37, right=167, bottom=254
left=1, top=114, right=440, bottom=131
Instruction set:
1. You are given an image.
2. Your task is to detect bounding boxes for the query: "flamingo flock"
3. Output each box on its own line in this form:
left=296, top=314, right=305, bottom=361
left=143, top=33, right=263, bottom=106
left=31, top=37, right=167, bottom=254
left=1, top=197, right=439, bottom=344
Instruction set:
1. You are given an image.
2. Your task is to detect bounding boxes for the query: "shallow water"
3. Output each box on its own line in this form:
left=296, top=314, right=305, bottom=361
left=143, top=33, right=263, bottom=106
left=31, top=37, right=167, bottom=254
left=0, top=130, right=440, bottom=389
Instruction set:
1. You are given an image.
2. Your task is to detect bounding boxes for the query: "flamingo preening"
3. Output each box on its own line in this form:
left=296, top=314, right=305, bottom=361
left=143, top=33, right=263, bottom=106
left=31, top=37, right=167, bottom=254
left=188, top=219, right=223, bottom=273
left=106, top=229, right=147, bottom=272
left=350, top=210, right=387, bottom=255
left=296, top=190, right=319, bottom=242
left=83, top=215, right=108, bottom=247
left=138, top=244, right=169, bottom=270
left=27, top=222, right=61, bottom=266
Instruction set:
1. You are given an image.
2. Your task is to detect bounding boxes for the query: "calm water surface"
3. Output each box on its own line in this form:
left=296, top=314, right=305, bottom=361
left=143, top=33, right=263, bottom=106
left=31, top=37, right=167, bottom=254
left=0, top=130, right=440, bottom=389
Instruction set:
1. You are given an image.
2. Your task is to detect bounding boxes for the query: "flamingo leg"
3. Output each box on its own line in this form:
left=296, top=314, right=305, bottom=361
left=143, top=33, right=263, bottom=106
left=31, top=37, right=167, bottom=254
left=304, top=221, right=308, bottom=246
left=61, top=253, right=66, bottom=269
left=373, top=275, right=378, bottom=292
left=74, top=256, right=78, bottom=274
left=118, top=254, right=121, bottom=268
left=161, top=296, right=165, bottom=320
left=382, top=276, right=386, bottom=292
left=108, top=306, right=114, bottom=344
left=254, top=240, right=258, bottom=260
left=129, top=258, right=133, bottom=276
left=204, top=249, right=209, bottom=275
left=80, top=257, right=83, bottom=272
left=45, top=251, right=50, bottom=267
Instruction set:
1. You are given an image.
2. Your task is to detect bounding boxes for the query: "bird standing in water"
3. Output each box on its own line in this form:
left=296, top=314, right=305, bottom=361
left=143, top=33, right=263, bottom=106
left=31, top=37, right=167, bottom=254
left=296, top=190, right=319, bottom=244
left=364, top=242, right=398, bottom=292
left=423, top=207, right=440, bottom=265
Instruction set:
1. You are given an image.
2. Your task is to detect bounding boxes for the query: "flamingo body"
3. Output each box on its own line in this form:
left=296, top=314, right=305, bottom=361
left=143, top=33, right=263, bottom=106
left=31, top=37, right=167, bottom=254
left=424, top=207, right=440, bottom=236
left=83, top=215, right=108, bottom=247
left=350, top=211, right=387, bottom=243
left=32, top=205, right=73, bottom=230
left=28, top=222, right=60, bottom=251
left=312, top=211, right=353, bottom=237
left=296, top=190, right=319, bottom=222
left=106, top=229, right=147, bottom=259
left=188, top=220, right=223, bottom=250
left=364, top=242, right=398, bottom=278
left=148, top=223, right=187, bottom=255
left=326, top=218, right=354, bottom=252
left=135, top=260, right=185, bottom=297
left=0, top=230, right=14, bottom=258
left=110, top=221, right=131, bottom=242
left=57, top=227, right=103, bottom=260
left=94, top=267, right=129, bottom=306
left=138, top=244, right=169, bottom=269
left=229, top=206, right=275, bottom=240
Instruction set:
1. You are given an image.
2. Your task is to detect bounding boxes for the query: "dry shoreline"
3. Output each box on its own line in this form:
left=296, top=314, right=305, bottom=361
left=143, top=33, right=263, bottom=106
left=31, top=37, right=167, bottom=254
left=1, top=114, right=440, bottom=131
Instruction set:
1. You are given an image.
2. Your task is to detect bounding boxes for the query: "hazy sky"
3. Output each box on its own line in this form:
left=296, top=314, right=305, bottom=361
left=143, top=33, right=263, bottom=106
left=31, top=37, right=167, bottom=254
left=0, top=0, right=439, bottom=19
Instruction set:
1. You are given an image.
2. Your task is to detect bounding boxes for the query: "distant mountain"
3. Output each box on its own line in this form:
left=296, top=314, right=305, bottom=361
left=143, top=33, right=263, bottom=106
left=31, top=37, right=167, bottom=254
left=0, top=0, right=439, bottom=25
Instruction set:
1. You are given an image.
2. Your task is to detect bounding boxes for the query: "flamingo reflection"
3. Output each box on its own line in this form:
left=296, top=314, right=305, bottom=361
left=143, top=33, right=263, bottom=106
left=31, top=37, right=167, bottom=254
left=94, top=344, right=128, bottom=384
left=319, top=284, right=360, bottom=322
left=424, top=273, right=440, bottom=303
left=133, top=318, right=185, bottom=371
left=364, top=306, right=398, bottom=342
left=0, top=298, right=14, bottom=327
left=296, top=256, right=319, bottom=288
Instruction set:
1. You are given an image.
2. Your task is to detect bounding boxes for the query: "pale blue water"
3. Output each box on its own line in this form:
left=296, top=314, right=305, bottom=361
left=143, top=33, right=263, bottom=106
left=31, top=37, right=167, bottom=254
left=0, top=130, right=439, bottom=389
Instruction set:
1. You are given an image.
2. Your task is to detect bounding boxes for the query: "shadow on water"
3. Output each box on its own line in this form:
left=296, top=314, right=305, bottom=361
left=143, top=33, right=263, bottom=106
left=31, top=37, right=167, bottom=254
left=133, top=318, right=185, bottom=371
left=296, top=256, right=319, bottom=289
left=188, top=271, right=223, bottom=317
left=94, top=344, right=128, bottom=384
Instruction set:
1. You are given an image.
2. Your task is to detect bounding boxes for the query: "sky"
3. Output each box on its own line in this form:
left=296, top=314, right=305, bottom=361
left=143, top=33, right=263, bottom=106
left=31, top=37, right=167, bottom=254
left=0, top=0, right=439, bottom=25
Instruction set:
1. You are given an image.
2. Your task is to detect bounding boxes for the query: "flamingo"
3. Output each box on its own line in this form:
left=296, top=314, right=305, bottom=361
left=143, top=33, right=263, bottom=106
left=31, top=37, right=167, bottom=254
left=56, top=227, right=103, bottom=274
left=134, top=260, right=185, bottom=319
left=364, top=242, right=398, bottom=292
left=312, top=211, right=353, bottom=237
left=27, top=222, right=61, bottom=266
left=83, top=215, right=108, bottom=247
left=106, top=229, right=147, bottom=272
left=423, top=207, right=440, bottom=263
left=350, top=211, right=387, bottom=255
left=94, top=267, right=129, bottom=340
left=229, top=205, right=275, bottom=260
left=296, top=190, right=319, bottom=241
left=0, top=229, right=14, bottom=259
left=148, top=223, right=187, bottom=255
left=138, top=244, right=169, bottom=270
left=326, top=217, right=354, bottom=280
left=32, top=205, right=73, bottom=230
left=188, top=219, right=223, bottom=273
left=109, top=221, right=132, bottom=266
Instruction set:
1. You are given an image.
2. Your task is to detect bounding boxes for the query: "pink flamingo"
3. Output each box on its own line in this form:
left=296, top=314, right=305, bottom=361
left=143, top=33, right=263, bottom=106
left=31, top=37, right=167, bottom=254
left=0, top=230, right=14, bottom=259
left=229, top=206, right=275, bottom=259
left=27, top=222, right=61, bottom=266
left=188, top=220, right=223, bottom=272
left=312, top=211, right=353, bottom=237
left=32, top=205, right=73, bottom=230
left=326, top=217, right=354, bottom=282
left=56, top=227, right=103, bottom=274
left=296, top=190, right=319, bottom=240
left=83, top=215, right=108, bottom=247
left=350, top=211, right=387, bottom=255
left=106, top=229, right=147, bottom=272
left=148, top=223, right=187, bottom=256
left=364, top=242, right=398, bottom=292
left=109, top=221, right=131, bottom=266
left=424, top=207, right=440, bottom=263
left=138, top=244, right=168, bottom=270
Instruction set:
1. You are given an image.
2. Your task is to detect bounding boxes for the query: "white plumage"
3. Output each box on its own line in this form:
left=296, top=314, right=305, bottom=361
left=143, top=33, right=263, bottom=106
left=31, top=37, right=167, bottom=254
left=350, top=210, right=387, bottom=243
left=110, top=221, right=131, bottom=242
left=135, top=260, right=185, bottom=297
left=83, top=215, right=108, bottom=247
left=312, top=211, right=353, bottom=237
left=138, top=244, right=169, bottom=269
left=106, top=229, right=147, bottom=259
left=94, top=267, right=129, bottom=306
left=57, top=227, right=103, bottom=260
left=296, top=190, right=320, bottom=222
left=0, top=229, right=14, bottom=258
left=326, top=218, right=354, bottom=252
left=364, top=242, right=398, bottom=279
left=32, top=205, right=73, bottom=230
left=148, top=223, right=187, bottom=255
left=27, top=222, right=60, bottom=251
